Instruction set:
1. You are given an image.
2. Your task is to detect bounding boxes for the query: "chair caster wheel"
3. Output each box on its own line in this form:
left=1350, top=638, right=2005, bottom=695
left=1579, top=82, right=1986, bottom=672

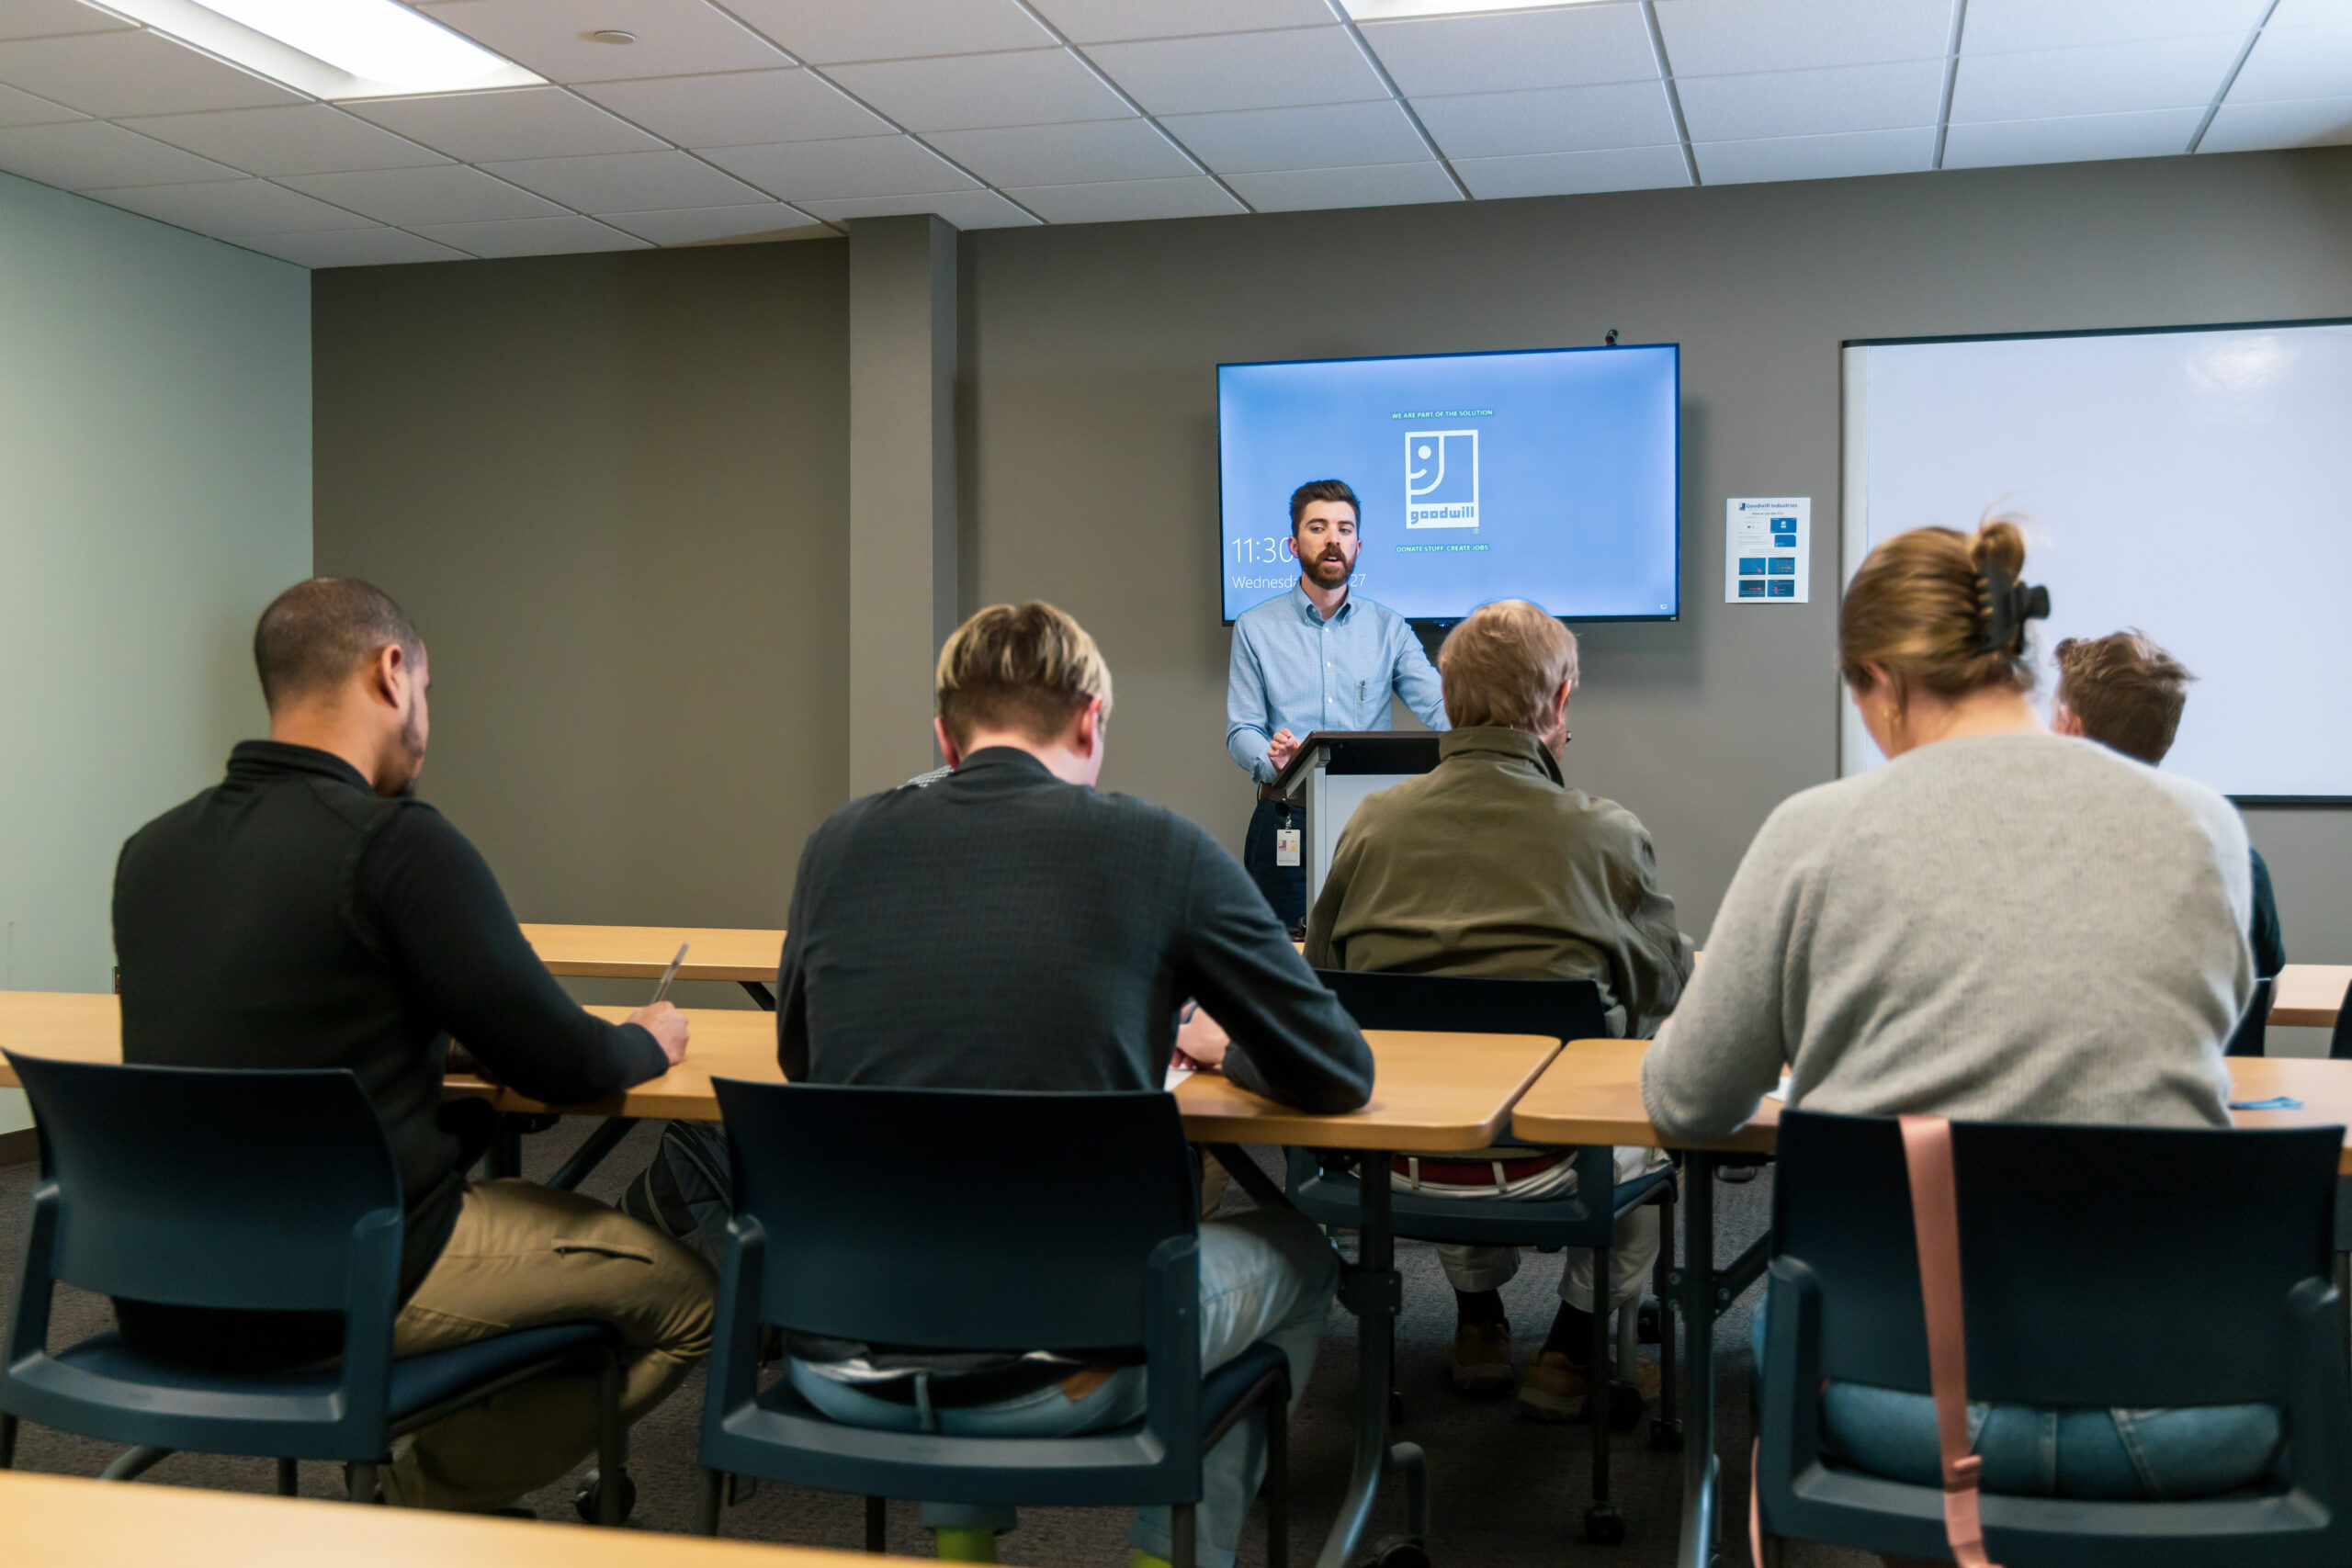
left=574, top=1467, right=637, bottom=1524
left=1646, top=1417, right=1684, bottom=1452
left=1389, top=1389, right=1407, bottom=1425
left=1364, top=1534, right=1430, bottom=1568
left=1636, top=1301, right=1661, bottom=1344
left=1605, top=1380, right=1645, bottom=1433
left=1582, top=1504, right=1626, bottom=1545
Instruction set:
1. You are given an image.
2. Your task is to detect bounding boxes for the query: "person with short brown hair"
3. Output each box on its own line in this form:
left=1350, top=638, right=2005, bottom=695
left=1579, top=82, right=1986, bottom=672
left=1306, top=599, right=1690, bottom=1417
left=776, top=602, right=1372, bottom=1568
left=2052, top=629, right=2285, bottom=976
left=1643, top=520, right=2274, bottom=1505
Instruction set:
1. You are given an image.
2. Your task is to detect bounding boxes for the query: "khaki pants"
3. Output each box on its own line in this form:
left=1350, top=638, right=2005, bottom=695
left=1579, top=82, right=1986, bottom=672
left=380, top=1179, right=716, bottom=1511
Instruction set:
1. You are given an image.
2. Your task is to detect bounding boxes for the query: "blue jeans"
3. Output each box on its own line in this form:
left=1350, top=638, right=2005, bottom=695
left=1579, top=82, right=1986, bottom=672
left=1750, top=1304, right=2282, bottom=1499
left=790, top=1207, right=1335, bottom=1568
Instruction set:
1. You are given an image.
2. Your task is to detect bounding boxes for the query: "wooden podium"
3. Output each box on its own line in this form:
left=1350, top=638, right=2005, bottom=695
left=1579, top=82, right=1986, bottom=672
left=1269, top=729, right=1442, bottom=910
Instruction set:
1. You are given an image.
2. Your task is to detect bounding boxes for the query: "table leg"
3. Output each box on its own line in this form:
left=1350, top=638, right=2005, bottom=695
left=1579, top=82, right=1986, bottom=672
left=1676, top=1151, right=1719, bottom=1568
left=1315, top=1151, right=1425, bottom=1568
left=549, top=1116, right=641, bottom=1191
left=487, top=1114, right=524, bottom=1179
left=741, top=981, right=776, bottom=1011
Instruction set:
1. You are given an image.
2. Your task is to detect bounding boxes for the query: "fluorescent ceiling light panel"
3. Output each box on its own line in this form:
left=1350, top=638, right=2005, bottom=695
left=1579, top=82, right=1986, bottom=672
left=95, top=0, right=543, bottom=98
left=1340, top=0, right=1605, bottom=17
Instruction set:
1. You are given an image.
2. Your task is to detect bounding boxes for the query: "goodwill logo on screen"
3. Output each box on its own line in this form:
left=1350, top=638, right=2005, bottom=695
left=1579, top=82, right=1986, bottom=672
left=1406, top=430, right=1478, bottom=528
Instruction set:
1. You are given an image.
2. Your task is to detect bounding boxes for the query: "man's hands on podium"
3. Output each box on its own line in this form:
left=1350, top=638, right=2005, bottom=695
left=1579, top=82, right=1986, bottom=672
left=1266, top=728, right=1300, bottom=774
left=629, top=1001, right=690, bottom=1066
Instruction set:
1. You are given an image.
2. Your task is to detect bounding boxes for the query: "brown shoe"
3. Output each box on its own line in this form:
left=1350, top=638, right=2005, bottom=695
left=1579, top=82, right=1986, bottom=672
left=1518, top=1353, right=1663, bottom=1424
left=1450, top=1322, right=1515, bottom=1394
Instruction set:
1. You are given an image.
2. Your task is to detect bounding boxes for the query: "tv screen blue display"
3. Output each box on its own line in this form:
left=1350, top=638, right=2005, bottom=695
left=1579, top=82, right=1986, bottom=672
left=1217, top=344, right=1680, bottom=625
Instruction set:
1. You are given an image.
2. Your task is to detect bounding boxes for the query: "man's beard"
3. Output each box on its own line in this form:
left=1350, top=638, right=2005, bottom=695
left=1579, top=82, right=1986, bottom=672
left=1306, top=547, right=1355, bottom=587
left=388, top=706, right=427, bottom=797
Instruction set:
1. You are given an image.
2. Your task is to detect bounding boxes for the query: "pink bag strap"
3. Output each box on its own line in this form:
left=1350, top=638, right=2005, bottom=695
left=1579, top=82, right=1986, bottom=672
left=1900, top=1114, right=2003, bottom=1568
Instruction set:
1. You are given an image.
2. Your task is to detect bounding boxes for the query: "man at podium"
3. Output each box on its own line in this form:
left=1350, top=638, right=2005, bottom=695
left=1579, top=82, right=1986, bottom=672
left=1225, top=478, right=1447, bottom=928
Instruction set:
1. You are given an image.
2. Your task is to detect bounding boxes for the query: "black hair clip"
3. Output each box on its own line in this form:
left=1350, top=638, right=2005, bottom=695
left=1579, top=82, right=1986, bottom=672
left=1980, top=558, right=2051, bottom=657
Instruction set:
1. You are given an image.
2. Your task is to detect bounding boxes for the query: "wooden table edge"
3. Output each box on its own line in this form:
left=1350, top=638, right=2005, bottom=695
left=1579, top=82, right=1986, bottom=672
left=538, top=961, right=780, bottom=984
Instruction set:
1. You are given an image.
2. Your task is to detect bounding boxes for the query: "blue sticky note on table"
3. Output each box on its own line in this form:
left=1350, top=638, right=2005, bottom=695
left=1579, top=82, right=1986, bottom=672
left=2229, top=1095, right=2303, bottom=1111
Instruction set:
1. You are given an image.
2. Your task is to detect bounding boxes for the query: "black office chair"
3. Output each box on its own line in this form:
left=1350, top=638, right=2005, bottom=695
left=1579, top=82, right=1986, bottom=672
left=0, top=1054, right=628, bottom=1517
left=2329, top=976, right=2352, bottom=1060
left=695, top=1081, right=1293, bottom=1568
left=1755, top=1109, right=2352, bottom=1566
left=2226, top=976, right=2274, bottom=1057
left=1283, top=970, right=1675, bottom=1545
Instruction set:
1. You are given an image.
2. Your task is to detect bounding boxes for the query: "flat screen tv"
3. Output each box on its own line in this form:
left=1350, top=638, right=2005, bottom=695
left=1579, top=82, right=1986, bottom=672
left=1217, top=344, right=1680, bottom=626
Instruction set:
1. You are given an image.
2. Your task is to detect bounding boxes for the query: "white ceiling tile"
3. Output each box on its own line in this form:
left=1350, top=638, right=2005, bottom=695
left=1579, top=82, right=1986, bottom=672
left=0, top=28, right=301, bottom=117
left=410, top=214, right=653, bottom=255
left=1358, top=6, right=1658, bottom=96
left=826, top=48, right=1135, bottom=131
left=797, top=187, right=1040, bottom=227
left=698, top=133, right=977, bottom=199
left=0, top=80, right=78, bottom=125
left=1223, top=159, right=1459, bottom=212
left=1676, top=59, right=1945, bottom=141
left=575, top=68, right=888, bottom=147
left=1655, top=0, right=1952, bottom=75
left=1942, top=107, right=2202, bottom=166
left=0, top=118, right=238, bottom=187
left=2199, top=92, right=2352, bottom=149
left=1691, top=125, right=1936, bottom=184
left=235, top=228, right=470, bottom=267
left=1951, top=35, right=2247, bottom=120
left=1413, top=81, right=1676, bottom=158
left=721, top=0, right=1054, bottom=64
left=598, top=200, right=826, bottom=243
left=2269, top=0, right=2352, bottom=25
left=1032, top=0, right=1336, bottom=44
left=1002, top=174, right=1243, bottom=221
left=0, top=0, right=130, bottom=40
left=478, top=148, right=763, bottom=210
left=417, top=0, right=793, bottom=84
left=1961, top=0, right=2271, bottom=54
left=923, top=118, right=1193, bottom=186
left=87, top=176, right=379, bottom=234
left=1088, top=27, right=1387, bottom=114
left=2228, top=23, right=2352, bottom=103
left=1451, top=142, right=1690, bottom=198
left=345, top=86, right=662, bottom=162
left=119, top=105, right=448, bottom=176
left=1159, top=100, right=1429, bottom=173
left=277, top=164, right=567, bottom=224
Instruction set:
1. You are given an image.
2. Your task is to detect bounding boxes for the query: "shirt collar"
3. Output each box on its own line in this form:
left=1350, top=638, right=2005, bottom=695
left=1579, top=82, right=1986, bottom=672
left=1438, top=726, right=1565, bottom=787
left=1289, top=581, right=1352, bottom=626
left=226, top=739, right=375, bottom=793
left=951, top=747, right=1065, bottom=784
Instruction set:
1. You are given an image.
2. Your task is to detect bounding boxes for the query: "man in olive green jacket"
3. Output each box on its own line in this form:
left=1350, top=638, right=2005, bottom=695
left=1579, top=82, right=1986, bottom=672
left=1304, top=600, right=1691, bottom=1420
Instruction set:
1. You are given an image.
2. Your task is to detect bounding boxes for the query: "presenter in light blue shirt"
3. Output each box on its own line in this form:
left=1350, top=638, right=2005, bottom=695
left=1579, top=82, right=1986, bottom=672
left=1226, top=478, right=1447, bottom=929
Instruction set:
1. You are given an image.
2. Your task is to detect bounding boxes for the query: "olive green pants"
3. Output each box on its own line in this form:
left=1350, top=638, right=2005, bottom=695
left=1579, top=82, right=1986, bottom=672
left=380, top=1179, right=716, bottom=1511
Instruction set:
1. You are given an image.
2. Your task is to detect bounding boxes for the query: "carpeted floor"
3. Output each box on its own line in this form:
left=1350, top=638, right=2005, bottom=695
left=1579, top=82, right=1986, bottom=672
left=0, top=1122, right=1871, bottom=1568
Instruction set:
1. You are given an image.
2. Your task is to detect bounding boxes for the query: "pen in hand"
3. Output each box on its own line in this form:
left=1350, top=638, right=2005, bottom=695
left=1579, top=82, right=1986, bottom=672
left=651, top=942, right=689, bottom=1006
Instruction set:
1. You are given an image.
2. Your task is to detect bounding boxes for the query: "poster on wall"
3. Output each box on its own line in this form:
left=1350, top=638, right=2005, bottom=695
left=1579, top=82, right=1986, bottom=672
left=1724, top=497, right=1809, bottom=603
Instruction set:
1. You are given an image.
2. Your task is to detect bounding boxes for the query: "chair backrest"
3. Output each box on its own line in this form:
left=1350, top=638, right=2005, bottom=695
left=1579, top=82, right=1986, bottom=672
left=1772, top=1109, right=2340, bottom=1408
left=2226, top=976, right=2273, bottom=1057
left=1312, top=968, right=1607, bottom=1040
left=2332, top=976, right=2352, bottom=1060
left=5, top=1053, right=402, bottom=1312
left=714, top=1079, right=1196, bottom=1354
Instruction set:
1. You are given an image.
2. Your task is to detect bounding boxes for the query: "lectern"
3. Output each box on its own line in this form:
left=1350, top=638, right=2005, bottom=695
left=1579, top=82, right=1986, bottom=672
left=1268, top=730, right=1442, bottom=911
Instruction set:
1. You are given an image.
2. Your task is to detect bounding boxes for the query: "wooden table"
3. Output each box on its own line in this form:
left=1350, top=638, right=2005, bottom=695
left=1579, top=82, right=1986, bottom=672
left=0, top=989, right=1553, bottom=1568
left=2271, top=964, right=2352, bottom=1029
left=0, top=1468, right=909, bottom=1568
left=520, top=924, right=787, bottom=1010
left=1513, top=1041, right=2352, bottom=1568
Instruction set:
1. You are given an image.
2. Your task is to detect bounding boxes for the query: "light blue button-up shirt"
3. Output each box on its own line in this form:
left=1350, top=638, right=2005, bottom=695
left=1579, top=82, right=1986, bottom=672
left=1226, top=584, right=1448, bottom=785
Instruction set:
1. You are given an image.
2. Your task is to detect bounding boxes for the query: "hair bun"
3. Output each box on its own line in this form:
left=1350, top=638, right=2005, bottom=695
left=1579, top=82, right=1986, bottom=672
left=1968, top=515, right=2028, bottom=576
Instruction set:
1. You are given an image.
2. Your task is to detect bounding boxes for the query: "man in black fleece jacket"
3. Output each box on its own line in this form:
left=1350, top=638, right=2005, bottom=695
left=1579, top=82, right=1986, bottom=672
left=111, top=578, right=711, bottom=1512
left=775, top=603, right=1371, bottom=1568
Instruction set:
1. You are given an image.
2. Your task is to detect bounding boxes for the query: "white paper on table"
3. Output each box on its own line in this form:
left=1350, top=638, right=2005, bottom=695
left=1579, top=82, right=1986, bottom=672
left=1165, top=1062, right=1196, bottom=1091
left=1763, top=1074, right=1794, bottom=1103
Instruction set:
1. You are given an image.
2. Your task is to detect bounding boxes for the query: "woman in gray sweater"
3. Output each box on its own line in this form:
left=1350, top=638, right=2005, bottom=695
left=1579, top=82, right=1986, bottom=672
left=1642, top=517, right=2266, bottom=1503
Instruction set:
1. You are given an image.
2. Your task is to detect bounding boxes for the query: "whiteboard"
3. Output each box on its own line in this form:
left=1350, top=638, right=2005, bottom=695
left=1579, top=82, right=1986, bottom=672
left=1839, top=321, right=2352, bottom=800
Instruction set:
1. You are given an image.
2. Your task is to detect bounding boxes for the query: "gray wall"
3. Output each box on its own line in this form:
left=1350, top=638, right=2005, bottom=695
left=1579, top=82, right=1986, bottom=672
left=312, top=243, right=849, bottom=968
left=0, top=169, right=311, bottom=1133
left=962, top=147, right=2352, bottom=952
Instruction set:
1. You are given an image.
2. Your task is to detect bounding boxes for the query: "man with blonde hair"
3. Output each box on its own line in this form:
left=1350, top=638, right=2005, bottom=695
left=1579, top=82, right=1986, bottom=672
left=775, top=602, right=1372, bottom=1568
left=1306, top=599, right=1690, bottom=1417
